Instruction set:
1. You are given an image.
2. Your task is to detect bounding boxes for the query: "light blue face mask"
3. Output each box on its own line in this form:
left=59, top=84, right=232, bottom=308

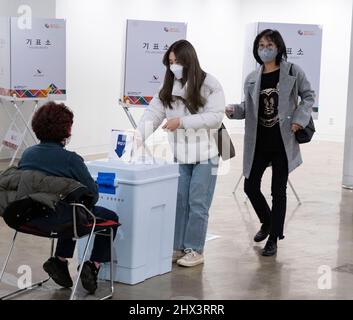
left=258, top=47, right=278, bottom=63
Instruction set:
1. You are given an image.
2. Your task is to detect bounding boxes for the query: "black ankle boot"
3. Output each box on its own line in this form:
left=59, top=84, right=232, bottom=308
left=262, top=239, right=277, bottom=256
left=254, top=223, right=270, bottom=242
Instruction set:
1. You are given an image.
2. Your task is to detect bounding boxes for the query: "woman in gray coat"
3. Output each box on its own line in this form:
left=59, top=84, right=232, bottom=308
left=226, top=29, right=315, bottom=256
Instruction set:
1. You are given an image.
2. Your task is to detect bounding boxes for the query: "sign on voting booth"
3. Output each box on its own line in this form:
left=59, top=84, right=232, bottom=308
left=123, top=19, right=187, bottom=106
left=0, top=17, right=66, bottom=166
left=0, top=17, right=66, bottom=100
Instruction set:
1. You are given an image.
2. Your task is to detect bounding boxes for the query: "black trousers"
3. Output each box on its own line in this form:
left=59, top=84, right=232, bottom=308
left=55, top=206, right=119, bottom=262
left=244, top=145, right=289, bottom=239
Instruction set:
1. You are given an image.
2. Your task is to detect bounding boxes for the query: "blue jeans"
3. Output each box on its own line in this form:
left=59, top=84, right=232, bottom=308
left=174, top=157, right=219, bottom=253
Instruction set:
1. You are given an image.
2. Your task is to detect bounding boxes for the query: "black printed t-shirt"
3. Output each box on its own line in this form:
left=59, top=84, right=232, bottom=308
left=256, top=69, right=284, bottom=151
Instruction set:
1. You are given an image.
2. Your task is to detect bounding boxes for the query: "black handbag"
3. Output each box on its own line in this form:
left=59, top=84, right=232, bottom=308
left=289, top=63, right=316, bottom=144
left=295, top=116, right=315, bottom=144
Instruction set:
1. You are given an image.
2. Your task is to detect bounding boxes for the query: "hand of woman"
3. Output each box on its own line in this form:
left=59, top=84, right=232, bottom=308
left=291, top=123, right=302, bottom=133
left=162, top=118, right=181, bottom=132
left=225, top=105, right=235, bottom=118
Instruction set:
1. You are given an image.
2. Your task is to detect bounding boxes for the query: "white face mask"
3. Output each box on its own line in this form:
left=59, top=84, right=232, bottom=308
left=169, top=63, right=183, bottom=80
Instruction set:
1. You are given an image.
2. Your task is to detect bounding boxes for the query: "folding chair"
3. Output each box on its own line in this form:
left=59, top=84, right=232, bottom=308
left=0, top=202, right=115, bottom=300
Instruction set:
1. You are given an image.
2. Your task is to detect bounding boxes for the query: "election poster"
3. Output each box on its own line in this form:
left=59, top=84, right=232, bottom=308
left=0, top=17, right=66, bottom=100
left=123, top=19, right=187, bottom=106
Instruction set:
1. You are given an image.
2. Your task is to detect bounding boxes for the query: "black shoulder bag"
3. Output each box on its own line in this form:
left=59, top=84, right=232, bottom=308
left=289, top=64, right=315, bottom=144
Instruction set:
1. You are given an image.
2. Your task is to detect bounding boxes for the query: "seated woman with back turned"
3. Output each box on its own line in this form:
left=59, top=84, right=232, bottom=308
left=18, top=101, right=120, bottom=294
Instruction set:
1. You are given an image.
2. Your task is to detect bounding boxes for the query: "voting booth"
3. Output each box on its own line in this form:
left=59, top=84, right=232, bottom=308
left=0, top=17, right=66, bottom=166
left=77, top=158, right=179, bottom=285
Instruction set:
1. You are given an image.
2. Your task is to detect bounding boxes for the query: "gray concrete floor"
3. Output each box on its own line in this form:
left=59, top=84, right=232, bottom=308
left=0, top=135, right=353, bottom=300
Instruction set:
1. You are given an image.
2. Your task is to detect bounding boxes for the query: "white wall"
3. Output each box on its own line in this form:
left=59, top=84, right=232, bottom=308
left=55, top=0, right=241, bottom=155
left=0, top=0, right=56, bottom=160
left=50, top=0, right=353, bottom=155
left=0, top=0, right=55, bottom=16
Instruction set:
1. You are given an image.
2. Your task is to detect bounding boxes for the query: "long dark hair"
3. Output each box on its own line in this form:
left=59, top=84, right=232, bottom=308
left=253, top=29, right=287, bottom=65
left=159, top=40, right=206, bottom=112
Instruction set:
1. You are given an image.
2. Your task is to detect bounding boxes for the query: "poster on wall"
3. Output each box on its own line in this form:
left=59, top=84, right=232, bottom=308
left=123, top=19, right=187, bottom=106
left=243, top=22, right=322, bottom=117
left=0, top=18, right=66, bottom=100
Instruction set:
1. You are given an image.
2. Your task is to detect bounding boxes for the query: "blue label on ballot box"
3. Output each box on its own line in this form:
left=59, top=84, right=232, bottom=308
left=96, top=172, right=116, bottom=195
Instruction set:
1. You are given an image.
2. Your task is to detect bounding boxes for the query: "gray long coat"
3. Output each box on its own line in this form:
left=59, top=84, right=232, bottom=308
left=230, top=60, right=315, bottom=179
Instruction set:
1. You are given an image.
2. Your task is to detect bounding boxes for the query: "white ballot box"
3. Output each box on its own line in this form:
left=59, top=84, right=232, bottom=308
left=77, top=159, right=179, bottom=285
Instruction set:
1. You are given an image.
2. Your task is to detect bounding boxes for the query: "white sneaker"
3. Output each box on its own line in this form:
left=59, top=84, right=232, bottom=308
left=176, top=249, right=204, bottom=267
left=172, top=250, right=185, bottom=263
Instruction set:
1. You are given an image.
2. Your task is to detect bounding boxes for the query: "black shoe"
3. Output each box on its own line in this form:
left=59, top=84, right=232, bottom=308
left=79, top=261, right=99, bottom=294
left=254, top=224, right=270, bottom=242
left=43, top=257, right=73, bottom=288
left=262, top=240, right=277, bottom=256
